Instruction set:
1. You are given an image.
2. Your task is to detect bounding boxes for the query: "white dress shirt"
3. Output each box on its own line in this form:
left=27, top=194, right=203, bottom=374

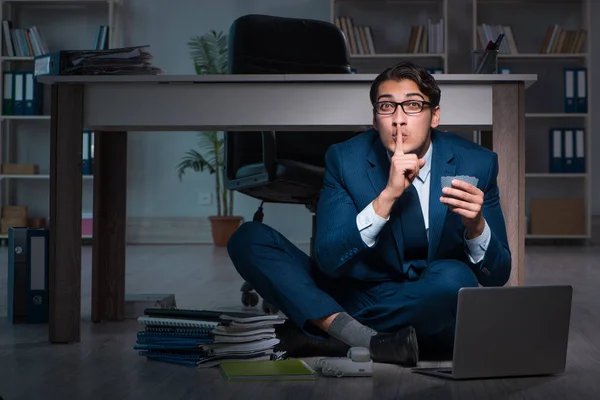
left=355, top=141, right=491, bottom=264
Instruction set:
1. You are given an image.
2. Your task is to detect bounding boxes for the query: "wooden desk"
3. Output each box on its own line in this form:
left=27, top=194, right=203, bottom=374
left=37, top=74, right=537, bottom=343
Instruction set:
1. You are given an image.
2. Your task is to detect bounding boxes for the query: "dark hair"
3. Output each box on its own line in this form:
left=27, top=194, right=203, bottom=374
left=369, top=61, right=441, bottom=107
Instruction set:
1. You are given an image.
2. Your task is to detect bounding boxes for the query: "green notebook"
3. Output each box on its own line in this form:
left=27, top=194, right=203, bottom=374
left=220, top=359, right=317, bottom=382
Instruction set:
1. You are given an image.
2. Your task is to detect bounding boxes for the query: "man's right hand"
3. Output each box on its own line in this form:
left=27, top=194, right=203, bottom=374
left=373, top=138, right=425, bottom=219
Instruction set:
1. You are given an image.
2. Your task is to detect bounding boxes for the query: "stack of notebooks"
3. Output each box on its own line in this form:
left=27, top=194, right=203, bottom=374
left=133, top=308, right=286, bottom=368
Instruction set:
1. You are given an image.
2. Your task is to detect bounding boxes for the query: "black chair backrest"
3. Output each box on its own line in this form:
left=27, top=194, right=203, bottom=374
left=225, top=14, right=356, bottom=182
left=228, top=14, right=352, bottom=74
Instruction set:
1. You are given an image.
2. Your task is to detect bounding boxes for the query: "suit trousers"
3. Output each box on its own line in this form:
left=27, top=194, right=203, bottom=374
left=227, top=221, right=479, bottom=355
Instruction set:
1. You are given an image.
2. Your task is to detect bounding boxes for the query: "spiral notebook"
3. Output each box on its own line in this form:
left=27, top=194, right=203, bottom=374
left=137, top=316, right=219, bottom=330
left=138, top=330, right=212, bottom=340
left=144, top=326, right=214, bottom=335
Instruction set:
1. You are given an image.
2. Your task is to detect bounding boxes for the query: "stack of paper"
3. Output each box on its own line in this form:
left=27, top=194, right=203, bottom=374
left=33, top=45, right=163, bottom=76
left=133, top=309, right=286, bottom=368
left=64, top=45, right=162, bottom=75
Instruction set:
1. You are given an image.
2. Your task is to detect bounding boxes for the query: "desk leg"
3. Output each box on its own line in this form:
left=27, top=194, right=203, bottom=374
left=91, top=131, right=127, bottom=322
left=493, top=83, right=526, bottom=287
left=49, top=84, right=83, bottom=343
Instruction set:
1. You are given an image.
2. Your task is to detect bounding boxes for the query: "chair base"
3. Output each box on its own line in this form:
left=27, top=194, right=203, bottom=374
left=240, top=282, right=279, bottom=314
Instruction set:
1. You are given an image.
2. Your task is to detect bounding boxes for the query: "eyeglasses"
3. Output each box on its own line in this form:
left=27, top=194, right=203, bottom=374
left=373, top=100, right=434, bottom=115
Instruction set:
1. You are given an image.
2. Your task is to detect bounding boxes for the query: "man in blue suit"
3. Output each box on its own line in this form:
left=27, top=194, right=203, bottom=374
left=227, top=61, right=512, bottom=366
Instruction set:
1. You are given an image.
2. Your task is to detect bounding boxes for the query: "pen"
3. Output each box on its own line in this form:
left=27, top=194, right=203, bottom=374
left=492, top=33, right=505, bottom=50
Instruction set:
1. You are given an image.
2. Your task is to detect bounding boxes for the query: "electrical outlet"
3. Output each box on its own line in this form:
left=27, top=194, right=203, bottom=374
left=198, top=192, right=212, bottom=205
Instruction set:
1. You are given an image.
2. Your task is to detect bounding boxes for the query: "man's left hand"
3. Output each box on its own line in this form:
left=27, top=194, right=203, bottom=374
left=440, top=179, right=485, bottom=239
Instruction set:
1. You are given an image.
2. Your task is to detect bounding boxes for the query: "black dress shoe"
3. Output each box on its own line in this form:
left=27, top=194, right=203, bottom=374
left=274, top=321, right=350, bottom=357
left=369, top=326, right=419, bottom=367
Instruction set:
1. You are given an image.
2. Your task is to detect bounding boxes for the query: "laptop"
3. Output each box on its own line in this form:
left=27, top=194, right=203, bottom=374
left=411, top=285, right=573, bottom=380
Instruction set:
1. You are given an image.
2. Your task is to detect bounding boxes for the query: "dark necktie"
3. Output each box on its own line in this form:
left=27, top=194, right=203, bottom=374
left=398, top=185, right=429, bottom=278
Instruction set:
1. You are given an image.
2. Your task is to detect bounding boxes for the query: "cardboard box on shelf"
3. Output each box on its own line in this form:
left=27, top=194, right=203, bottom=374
left=530, top=198, right=586, bottom=235
left=1, top=205, right=28, bottom=234
left=2, top=205, right=27, bottom=218
left=1, top=164, right=39, bottom=175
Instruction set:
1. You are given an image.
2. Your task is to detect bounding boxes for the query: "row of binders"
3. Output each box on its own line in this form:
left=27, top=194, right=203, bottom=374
left=549, top=128, right=585, bottom=174
left=2, top=70, right=42, bottom=116
left=564, top=68, right=587, bottom=113
left=134, top=308, right=287, bottom=368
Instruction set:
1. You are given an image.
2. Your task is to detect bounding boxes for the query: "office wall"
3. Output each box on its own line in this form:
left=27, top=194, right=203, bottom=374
left=11, top=0, right=600, bottom=243
left=119, top=0, right=332, bottom=243
left=119, top=0, right=478, bottom=244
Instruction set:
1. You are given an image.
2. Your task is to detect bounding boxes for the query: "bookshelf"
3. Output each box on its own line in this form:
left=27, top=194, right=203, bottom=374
left=472, top=0, right=591, bottom=242
left=330, top=0, right=448, bottom=74
left=0, top=0, right=122, bottom=241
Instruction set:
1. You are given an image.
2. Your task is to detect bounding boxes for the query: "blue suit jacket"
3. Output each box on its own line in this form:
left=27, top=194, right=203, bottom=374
left=313, top=128, right=511, bottom=287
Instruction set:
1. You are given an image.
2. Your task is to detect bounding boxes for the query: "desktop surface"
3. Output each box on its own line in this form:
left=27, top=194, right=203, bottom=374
left=36, top=73, right=538, bottom=88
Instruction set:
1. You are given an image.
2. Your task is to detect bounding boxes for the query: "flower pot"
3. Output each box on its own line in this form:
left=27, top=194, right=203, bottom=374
left=209, top=215, right=244, bottom=246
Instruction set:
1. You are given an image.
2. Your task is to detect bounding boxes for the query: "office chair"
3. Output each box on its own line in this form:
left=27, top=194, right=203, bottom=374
left=224, top=14, right=358, bottom=312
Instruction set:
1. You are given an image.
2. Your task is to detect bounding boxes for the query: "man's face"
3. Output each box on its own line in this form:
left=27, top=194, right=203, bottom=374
left=372, top=78, right=440, bottom=157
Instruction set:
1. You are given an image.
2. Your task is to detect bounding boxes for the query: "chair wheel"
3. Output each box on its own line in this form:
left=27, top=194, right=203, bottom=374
left=262, top=300, right=279, bottom=315
left=240, top=282, right=254, bottom=292
left=242, top=291, right=259, bottom=307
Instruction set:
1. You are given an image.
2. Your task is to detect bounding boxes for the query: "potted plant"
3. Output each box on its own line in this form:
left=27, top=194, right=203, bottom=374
left=176, top=30, right=244, bottom=246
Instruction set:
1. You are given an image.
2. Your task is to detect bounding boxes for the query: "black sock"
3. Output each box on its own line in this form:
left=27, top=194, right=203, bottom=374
left=327, top=312, right=378, bottom=348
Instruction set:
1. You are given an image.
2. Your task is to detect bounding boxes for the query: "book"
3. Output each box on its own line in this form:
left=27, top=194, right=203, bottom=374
left=137, top=316, right=218, bottom=329
left=143, top=307, right=284, bottom=323
left=220, top=359, right=316, bottom=381
left=139, top=349, right=275, bottom=368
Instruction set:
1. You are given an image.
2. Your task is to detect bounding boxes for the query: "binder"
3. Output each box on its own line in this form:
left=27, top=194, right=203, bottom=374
left=24, top=72, right=43, bottom=115
left=90, top=131, right=95, bottom=174
left=7, top=227, right=28, bottom=323
left=82, top=130, right=90, bottom=175
left=576, top=68, right=587, bottom=113
left=562, top=129, right=574, bottom=173
left=549, top=128, right=563, bottom=173
left=26, top=228, right=49, bottom=324
left=564, top=68, right=576, bottom=113
left=574, top=128, right=585, bottom=173
left=13, top=71, right=24, bottom=115
left=3, top=71, right=13, bottom=115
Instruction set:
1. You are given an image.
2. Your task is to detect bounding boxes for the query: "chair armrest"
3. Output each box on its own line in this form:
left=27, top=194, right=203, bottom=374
left=223, top=131, right=278, bottom=191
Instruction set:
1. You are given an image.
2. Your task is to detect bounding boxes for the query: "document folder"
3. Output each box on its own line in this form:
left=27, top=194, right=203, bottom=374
left=8, top=227, right=28, bottom=323
left=549, top=129, right=563, bottom=173
left=26, top=228, right=49, bottom=324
